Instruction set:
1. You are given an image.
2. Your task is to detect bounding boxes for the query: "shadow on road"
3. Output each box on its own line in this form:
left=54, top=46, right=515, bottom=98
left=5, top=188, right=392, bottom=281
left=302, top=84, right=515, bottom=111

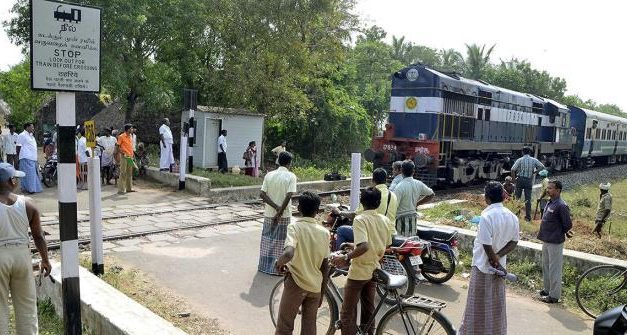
left=240, top=271, right=282, bottom=308
left=548, top=305, right=590, bottom=332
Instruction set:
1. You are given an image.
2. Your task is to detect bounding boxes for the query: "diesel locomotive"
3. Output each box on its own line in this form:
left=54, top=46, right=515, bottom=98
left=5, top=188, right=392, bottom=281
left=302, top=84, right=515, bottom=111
left=364, top=64, right=627, bottom=186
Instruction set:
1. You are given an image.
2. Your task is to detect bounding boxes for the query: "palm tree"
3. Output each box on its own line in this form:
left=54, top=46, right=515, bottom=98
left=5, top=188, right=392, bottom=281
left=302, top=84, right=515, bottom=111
left=464, top=43, right=495, bottom=79
left=391, top=35, right=412, bottom=64
left=440, top=48, right=463, bottom=72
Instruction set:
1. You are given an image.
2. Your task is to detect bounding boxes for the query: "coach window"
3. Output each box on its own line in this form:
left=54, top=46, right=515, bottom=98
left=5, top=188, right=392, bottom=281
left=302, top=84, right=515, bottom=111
left=478, top=108, right=483, bottom=120
left=586, top=128, right=591, bottom=139
left=596, top=129, right=600, bottom=139
left=602, top=129, right=607, bottom=140
left=485, top=109, right=491, bottom=121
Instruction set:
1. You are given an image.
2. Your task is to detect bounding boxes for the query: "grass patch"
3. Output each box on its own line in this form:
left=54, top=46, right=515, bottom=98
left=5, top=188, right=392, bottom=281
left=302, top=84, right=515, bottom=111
left=8, top=298, right=89, bottom=334
left=422, top=180, right=627, bottom=259
left=192, top=170, right=262, bottom=188
left=80, top=255, right=228, bottom=335
left=190, top=160, right=373, bottom=187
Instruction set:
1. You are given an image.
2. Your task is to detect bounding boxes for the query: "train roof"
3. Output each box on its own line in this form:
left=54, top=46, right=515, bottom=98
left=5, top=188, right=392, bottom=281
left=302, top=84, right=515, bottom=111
left=423, top=66, right=544, bottom=106
left=577, top=107, right=627, bottom=125
left=542, top=98, right=568, bottom=111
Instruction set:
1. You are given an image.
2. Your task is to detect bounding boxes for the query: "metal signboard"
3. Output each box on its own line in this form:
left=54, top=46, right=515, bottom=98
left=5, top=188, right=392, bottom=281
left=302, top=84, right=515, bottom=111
left=30, top=0, right=101, bottom=92
left=84, top=120, right=96, bottom=148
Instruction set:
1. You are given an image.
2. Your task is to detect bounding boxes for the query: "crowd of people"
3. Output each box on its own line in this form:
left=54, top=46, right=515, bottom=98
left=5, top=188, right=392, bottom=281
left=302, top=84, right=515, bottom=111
left=264, top=149, right=613, bottom=335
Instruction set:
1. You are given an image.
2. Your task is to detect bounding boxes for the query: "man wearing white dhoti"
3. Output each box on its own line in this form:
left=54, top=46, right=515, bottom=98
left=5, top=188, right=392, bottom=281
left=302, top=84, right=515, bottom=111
left=159, top=118, right=175, bottom=172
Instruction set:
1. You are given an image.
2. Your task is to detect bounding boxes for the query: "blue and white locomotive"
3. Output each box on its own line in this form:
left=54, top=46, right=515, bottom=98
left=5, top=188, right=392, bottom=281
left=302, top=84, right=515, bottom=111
left=365, top=63, right=627, bottom=186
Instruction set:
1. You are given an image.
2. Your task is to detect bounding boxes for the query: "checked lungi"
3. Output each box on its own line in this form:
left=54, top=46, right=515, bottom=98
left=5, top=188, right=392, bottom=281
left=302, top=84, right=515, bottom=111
left=395, top=214, right=417, bottom=237
left=459, top=266, right=507, bottom=335
left=18, top=159, right=42, bottom=193
left=258, top=216, right=290, bottom=275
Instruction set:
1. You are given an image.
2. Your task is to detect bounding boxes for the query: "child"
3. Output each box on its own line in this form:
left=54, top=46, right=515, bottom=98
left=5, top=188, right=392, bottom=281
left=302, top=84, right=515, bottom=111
left=502, top=176, right=515, bottom=199
left=274, top=191, right=330, bottom=335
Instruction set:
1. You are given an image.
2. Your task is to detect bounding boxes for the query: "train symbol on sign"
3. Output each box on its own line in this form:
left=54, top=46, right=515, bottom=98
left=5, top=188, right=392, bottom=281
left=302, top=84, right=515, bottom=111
left=54, top=5, right=81, bottom=23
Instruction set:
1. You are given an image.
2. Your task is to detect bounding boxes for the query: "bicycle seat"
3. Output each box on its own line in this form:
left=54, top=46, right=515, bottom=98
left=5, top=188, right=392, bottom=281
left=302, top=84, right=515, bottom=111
left=373, top=268, right=407, bottom=290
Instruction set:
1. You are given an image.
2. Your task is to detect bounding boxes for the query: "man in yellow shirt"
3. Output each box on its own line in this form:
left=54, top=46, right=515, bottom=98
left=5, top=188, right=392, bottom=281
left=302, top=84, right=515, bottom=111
left=332, top=168, right=397, bottom=250
left=275, top=191, right=330, bottom=335
left=332, top=187, right=392, bottom=335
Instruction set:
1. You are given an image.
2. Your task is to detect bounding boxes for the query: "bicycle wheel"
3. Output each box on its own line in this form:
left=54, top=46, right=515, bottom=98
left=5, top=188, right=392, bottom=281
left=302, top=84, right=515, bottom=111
left=376, top=305, right=455, bottom=335
left=575, top=264, right=627, bottom=318
left=269, top=278, right=338, bottom=335
left=421, top=248, right=455, bottom=284
left=376, top=256, right=415, bottom=305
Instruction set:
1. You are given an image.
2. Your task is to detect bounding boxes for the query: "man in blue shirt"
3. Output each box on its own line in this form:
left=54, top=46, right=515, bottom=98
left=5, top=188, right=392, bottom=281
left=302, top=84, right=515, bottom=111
left=537, top=180, right=572, bottom=304
left=511, top=147, right=545, bottom=222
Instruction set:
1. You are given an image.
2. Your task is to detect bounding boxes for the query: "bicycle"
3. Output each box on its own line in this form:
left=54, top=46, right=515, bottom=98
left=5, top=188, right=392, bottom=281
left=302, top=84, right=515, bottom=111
left=575, top=264, right=627, bottom=319
left=269, top=260, right=456, bottom=335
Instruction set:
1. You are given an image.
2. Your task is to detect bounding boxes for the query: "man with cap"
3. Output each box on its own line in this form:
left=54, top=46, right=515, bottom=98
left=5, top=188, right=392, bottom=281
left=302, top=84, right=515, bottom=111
left=0, top=163, right=51, bottom=334
left=593, top=183, right=612, bottom=238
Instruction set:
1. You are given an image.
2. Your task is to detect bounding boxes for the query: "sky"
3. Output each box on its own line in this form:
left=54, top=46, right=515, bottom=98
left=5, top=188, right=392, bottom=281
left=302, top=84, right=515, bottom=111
left=1, top=0, right=626, bottom=111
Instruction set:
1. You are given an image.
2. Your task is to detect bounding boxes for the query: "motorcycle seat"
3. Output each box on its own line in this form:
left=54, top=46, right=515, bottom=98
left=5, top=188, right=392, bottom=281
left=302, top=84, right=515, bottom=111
left=416, top=227, right=458, bottom=243
left=372, top=268, right=408, bottom=290
left=391, top=236, right=408, bottom=247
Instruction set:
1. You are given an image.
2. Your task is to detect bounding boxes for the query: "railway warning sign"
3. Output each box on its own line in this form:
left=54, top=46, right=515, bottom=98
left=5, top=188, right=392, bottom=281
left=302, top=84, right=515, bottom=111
left=30, top=0, right=101, bottom=92
left=84, top=120, right=96, bottom=148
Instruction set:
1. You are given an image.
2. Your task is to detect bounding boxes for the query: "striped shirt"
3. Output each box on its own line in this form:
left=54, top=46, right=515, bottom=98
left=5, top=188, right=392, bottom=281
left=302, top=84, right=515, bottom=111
left=511, top=155, right=544, bottom=178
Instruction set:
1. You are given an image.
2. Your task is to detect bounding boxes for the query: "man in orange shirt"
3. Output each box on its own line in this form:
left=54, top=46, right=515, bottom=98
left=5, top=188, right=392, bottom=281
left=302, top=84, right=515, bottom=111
left=115, top=124, right=135, bottom=194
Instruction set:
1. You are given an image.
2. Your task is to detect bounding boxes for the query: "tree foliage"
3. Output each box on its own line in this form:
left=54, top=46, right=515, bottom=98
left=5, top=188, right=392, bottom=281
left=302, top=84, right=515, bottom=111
left=2, top=0, right=626, bottom=161
left=0, top=60, right=52, bottom=127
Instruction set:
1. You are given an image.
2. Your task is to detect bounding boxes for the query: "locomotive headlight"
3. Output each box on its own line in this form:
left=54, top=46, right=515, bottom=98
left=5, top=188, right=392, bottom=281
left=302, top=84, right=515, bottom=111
left=406, top=68, right=419, bottom=81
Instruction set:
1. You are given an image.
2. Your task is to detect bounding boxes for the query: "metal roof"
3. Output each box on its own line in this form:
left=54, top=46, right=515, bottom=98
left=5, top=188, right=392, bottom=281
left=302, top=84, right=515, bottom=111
left=580, top=107, right=627, bottom=124
left=197, top=106, right=265, bottom=117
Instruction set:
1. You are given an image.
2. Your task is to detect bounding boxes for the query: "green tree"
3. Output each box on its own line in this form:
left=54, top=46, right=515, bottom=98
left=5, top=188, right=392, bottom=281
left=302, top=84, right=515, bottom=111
left=463, top=43, right=495, bottom=80
left=0, top=60, right=51, bottom=127
left=439, top=48, right=464, bottom=72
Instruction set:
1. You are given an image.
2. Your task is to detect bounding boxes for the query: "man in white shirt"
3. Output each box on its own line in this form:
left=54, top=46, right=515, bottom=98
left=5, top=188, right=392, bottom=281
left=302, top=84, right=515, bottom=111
left=3, top=125, right=19, bottom=168
left=16, top=123, right=42, bottom=194
left=131, top=126, right=138, bottom=153
left=97, top=128, right=117, bottom=184
left=258, top=151, right=297, bottom=275
left=76, top=129, right=90, bottom=190
left=217, top=129, right=228, bottom=173
left=159, top=118, right=174, bottom=172
left=459, top=181, right=519, bottom=335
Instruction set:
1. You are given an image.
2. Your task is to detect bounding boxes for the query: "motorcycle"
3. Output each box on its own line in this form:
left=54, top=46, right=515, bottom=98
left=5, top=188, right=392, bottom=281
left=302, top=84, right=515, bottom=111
left=415, top=225, right=459, bottom=284
left=594, top=305, right=627, bottom=335
left=324, top=203, right=458, bottom=290
left=41, top=154, right=58, bottom=187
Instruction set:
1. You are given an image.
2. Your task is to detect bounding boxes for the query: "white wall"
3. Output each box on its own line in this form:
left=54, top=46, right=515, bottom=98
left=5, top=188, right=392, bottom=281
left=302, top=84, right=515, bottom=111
left=182, top=110, right=264, bottom=169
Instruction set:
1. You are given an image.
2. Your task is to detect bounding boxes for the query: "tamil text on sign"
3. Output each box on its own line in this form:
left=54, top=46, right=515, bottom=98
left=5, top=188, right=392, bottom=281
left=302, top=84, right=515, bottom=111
left=31, top=0, right=101, bottom=92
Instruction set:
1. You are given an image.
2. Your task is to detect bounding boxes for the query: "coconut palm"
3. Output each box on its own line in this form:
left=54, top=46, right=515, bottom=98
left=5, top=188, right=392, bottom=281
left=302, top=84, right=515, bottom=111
left=440, top=48, right=464, bottom=72
left=464, top=43, right=495, bottom=79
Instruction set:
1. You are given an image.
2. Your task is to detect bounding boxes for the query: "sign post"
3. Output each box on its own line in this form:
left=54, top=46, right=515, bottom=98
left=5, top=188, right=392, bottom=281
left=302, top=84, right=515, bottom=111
left=84, top=120, right=103, bottom=275
left=31, top=1, right=101, bottom=333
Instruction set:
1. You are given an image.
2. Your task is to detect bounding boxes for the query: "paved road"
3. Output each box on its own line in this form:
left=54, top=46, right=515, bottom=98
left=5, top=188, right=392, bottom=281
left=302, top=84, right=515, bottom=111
left=110, top=221, right=594, bottom=335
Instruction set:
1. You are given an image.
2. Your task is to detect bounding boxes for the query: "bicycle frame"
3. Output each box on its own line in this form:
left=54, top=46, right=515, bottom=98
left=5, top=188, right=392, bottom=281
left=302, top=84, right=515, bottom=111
left=326, top=266, right=441, bottom=335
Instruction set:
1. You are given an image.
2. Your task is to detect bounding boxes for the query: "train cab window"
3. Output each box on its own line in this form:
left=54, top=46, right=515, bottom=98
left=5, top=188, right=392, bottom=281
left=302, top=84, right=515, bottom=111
left=485, top=109, right=491, bottom=121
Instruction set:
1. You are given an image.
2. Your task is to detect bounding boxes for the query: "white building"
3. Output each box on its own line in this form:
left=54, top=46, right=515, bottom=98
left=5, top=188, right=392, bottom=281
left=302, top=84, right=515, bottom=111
left=182, top=106, right=264, bottom=169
